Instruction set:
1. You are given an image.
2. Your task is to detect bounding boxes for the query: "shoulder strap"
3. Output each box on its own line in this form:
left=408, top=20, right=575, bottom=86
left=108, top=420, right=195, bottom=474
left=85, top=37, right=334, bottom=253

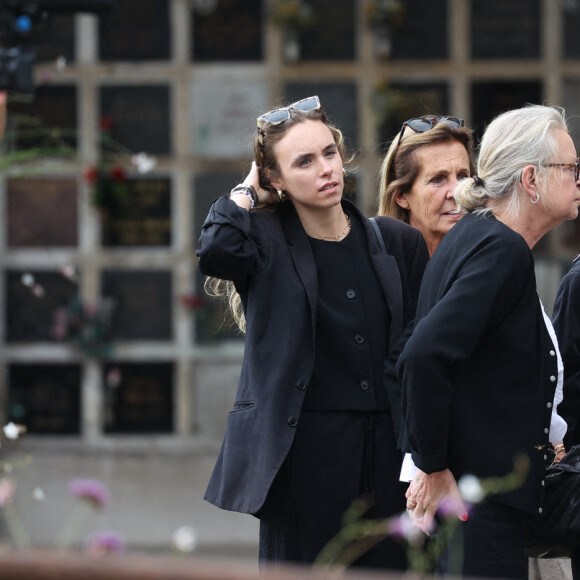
left=369, top=217, right=386, bottom=253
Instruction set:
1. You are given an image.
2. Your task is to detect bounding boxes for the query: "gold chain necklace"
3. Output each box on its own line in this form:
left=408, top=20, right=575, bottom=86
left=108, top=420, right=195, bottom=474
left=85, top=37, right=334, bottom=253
left=318, top=213, right=351, bottom=241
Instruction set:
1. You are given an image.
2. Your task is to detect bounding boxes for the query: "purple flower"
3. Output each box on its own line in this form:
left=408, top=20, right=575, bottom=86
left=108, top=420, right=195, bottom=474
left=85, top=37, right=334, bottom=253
left=85, top=530, right=125, bottom=557
left=387, top=512, right=424, bottom=544
left=68, top=478, right=110, bottom=510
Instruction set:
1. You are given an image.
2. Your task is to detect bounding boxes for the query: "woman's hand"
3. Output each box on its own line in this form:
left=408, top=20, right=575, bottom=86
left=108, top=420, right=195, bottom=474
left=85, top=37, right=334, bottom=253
left=242, top=161, right=272, bottom=205
left=405, top=468, right=468, bottom=535
left=553, top=441, right=566, bottom=464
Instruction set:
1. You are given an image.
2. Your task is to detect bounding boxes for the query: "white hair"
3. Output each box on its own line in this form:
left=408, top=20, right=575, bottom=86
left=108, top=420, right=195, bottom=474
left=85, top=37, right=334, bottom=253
left=455, top=105, right=568, bottom=221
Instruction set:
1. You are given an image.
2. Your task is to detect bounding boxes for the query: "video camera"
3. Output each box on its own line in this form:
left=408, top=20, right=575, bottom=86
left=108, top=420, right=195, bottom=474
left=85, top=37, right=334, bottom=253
left=0, top=0, right=114, bottom=92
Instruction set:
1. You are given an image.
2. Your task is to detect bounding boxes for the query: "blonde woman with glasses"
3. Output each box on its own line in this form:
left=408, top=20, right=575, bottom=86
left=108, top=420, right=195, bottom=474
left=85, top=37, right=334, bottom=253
left=197, top=96, right=429, bottom=569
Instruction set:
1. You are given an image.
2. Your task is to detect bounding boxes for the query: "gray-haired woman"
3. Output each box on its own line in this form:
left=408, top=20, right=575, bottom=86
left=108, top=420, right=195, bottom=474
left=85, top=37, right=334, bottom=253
left=398, top=104, right=580, bottom=579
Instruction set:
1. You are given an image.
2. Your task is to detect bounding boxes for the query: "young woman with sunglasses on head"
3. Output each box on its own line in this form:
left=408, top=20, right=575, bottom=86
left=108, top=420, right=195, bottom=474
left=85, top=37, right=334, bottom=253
left=197, top=96, right=429, bottom=569
left=397, top=105, right=580, bottom=579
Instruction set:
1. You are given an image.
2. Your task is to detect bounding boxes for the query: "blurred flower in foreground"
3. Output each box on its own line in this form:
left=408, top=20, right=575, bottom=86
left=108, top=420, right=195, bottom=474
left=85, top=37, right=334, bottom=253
left=85, top=530, right=125, bottom=557
left=106, top=367, right=122, bottom=388
left=172, top=525, right=198, bottom=553
left=56, top=56, right=67, bottom=71
left=68, top=478, right=110, bottom=510
left=0, top=479, right=15, bottom=507
left=387, top=512, right=426, bottom=545
left=21, top=273, right=34, bottom=287
left=131, top=152, right=156, bottom=174
left=458, top=474, right=485, bottom=504
left=3, top=422, right=21, bottom=440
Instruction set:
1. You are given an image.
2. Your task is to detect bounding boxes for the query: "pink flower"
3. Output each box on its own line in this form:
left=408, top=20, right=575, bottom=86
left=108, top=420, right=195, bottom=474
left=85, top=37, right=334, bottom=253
left=68, top=478, right=110, bottom=510
left=387, top=512, right=424, bottom=544
left=436, top=495, right=465, bottom=518
left=60, top=264, right=77, bottom=280
left=0, top=479, right=15, bottom=507
left=106, top=368, right=122, bottom=388
left=85, top=530, right=125, bottom=557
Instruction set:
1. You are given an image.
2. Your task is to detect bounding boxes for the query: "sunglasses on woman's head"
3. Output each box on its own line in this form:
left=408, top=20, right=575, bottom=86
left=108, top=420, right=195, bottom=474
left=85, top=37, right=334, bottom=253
left=393, top=115, right=465, bottom=157
left=257, top=96, right=321, bottom=135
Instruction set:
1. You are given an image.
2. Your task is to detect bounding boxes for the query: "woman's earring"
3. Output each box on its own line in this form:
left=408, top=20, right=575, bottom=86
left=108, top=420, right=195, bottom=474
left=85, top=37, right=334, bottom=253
left=531, top=193, right=540, bottom=204
left=342, top=168, right=347, bottom=176
left=277, top=189, right=286, bottom=202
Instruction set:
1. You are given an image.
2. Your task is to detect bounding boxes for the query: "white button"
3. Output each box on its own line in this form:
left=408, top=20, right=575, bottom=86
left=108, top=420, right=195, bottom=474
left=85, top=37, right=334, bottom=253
left=550, top=376, right=556, bottom=382
left=544, top=428, right=549, bottom=434
left=550, top=350, right=556, bottom=356
left=544, top=455, right=548, bottom=460
left=538, top=507, right=543, bottom=514
left=547, top=402, right=552, bottom=408
left=541, top=480, right=545, bottom=487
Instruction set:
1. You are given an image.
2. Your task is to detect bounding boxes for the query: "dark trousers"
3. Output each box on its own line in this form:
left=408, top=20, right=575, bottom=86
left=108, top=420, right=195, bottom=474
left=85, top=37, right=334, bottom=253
left=258, top=410, right=408, bottom=571
left=436, top=500, right=528, bottom=579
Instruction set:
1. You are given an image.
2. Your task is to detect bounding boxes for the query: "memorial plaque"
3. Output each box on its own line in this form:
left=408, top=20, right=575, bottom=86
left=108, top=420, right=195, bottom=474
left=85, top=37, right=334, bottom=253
left=8, top=85, right=77, bottom=152
left=376, top=83, right=449, bottom=152
left=471, top=0, right=540, bottom=60
left=5, top=270, right=78, bottom=342
left=194, top=173, right=244, bottom=343
left=284, top=82, right=358, bottom=149
left=7, top=177, right=78, bottom=247
left=34, top=15, right=75, bottom=63
left=192, top=0, right=262, bottom=62
left=101, top=270, right=172, bottom=340
left=390, top=0, right=447, bottom=60
left=100, top=85, right=171, bottom=155
left=471, top=81, right=542, bottom=143
left=101, top=177, right=171, bottom=247
left=563, top=2, right=580, bottom=58
left=191, top=74, right=267, bottom=159
left=298, top=0, right=355, bottom=61
left=103, top=362, right=173, bottom=433
left=99, top=0, right=170, bottom=61
left=8, top=364, right=81, bottom=435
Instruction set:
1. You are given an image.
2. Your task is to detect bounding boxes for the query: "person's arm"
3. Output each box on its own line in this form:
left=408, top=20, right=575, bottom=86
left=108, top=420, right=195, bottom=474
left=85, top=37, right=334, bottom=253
left=398, top=233, right=532, bottom=522
left=196, top=164, right=272, bottom=289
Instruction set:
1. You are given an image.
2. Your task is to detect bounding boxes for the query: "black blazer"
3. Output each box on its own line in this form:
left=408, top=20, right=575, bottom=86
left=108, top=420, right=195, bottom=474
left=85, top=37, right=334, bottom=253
left=197, top=196, right=429, bottom=514
left=553, top=257, right=580, bottom=448
left=397, top=212, right=557, bottom=515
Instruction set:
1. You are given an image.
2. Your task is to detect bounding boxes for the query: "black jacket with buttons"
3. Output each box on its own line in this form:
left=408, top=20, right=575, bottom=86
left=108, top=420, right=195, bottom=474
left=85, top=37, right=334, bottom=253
left=397, top=212, right=557, bottom=515
left=552, top=257, right=580, bottom=448
left=197, top=195, right=428, bottom=514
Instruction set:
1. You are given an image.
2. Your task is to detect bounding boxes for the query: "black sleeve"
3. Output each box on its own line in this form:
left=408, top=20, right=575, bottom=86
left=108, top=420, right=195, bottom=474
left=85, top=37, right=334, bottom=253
left=553, top=263, right=580, bottom=447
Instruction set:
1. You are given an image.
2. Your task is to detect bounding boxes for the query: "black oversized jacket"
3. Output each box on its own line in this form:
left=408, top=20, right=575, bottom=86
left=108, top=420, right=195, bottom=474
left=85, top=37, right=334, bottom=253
left=398, top=212, right=557, bottom=515
left=197, top=196, right=429, bottom=514
left=553, top=257, right=580, bottom=448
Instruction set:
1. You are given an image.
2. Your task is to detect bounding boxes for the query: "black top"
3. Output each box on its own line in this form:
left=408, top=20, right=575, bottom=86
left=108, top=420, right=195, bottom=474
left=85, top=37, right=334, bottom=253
left=304, top=212, right=390, bottom=411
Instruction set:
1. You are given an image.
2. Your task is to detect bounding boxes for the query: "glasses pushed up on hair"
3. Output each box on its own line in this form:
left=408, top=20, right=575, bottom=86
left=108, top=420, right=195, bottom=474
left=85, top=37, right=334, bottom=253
left=393, top=115, right=465, bottom=156
left=545, top=157, right=580, bottom=181
left=257, top=96, right=321, bottom=144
